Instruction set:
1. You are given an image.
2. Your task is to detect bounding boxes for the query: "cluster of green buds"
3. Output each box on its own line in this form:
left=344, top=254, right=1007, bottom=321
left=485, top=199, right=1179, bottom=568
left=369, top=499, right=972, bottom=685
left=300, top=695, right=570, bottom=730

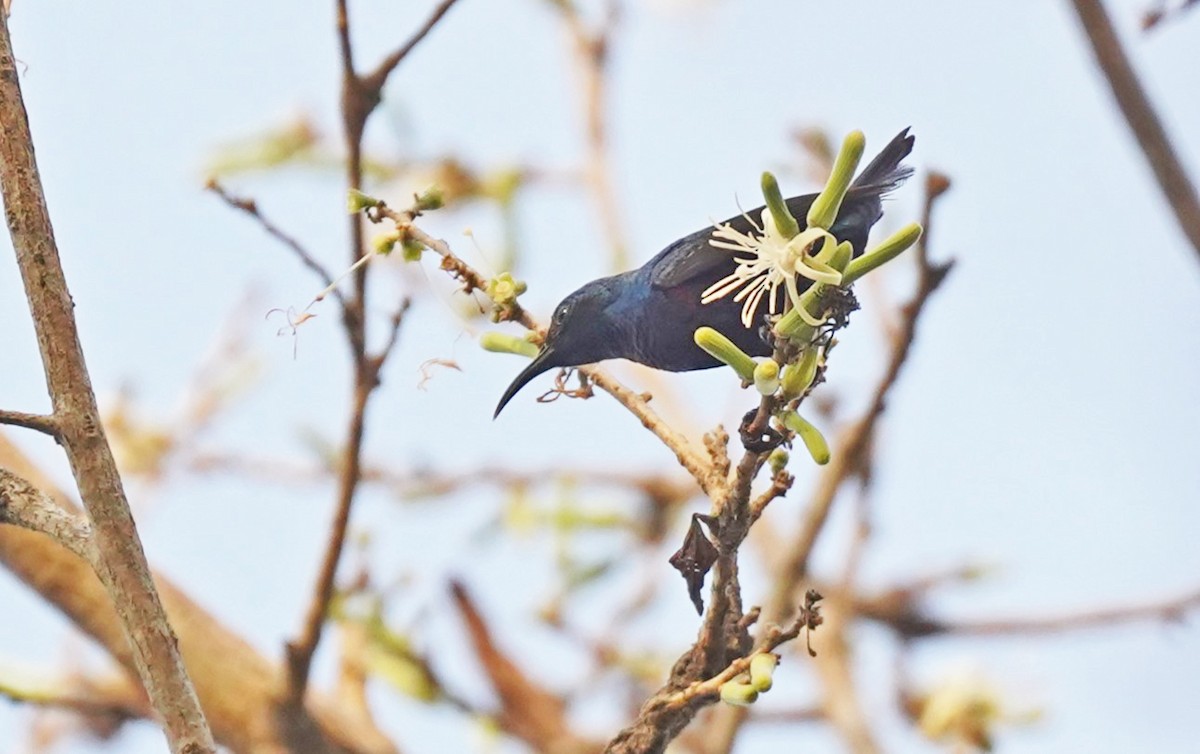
left=719, top=652, right=779, bottom=706
left=695, top=130, right=925, bottom=466
left=484, top=272, right=528, bottom=322
left=693, top=325, right=830, bottom=466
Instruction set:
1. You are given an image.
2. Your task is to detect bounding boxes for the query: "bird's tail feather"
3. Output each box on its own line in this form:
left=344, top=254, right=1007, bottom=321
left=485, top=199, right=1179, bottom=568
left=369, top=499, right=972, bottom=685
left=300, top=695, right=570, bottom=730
left=850, top=127, right=915, bottom=196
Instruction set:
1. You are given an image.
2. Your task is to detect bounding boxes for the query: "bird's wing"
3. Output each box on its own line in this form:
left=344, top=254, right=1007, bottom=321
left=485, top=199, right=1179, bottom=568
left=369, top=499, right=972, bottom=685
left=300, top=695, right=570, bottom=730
left=649, top=193, right=819, bottom=290
left=650, top=127, right=915, bottom=291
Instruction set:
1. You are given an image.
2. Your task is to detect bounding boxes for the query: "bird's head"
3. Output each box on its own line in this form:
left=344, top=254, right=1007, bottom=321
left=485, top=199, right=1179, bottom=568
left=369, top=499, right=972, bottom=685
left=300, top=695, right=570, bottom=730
left=494, top=279, right=623, bottom=418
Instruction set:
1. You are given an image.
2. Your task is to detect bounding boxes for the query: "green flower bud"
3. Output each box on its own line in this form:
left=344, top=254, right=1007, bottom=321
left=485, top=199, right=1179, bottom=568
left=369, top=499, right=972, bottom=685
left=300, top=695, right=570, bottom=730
left=401, top=238, right=424, bottom=262
left=782, top=411, right=831, bottom=465
left=480, top=332, right=539, bottom=358
left=842, top=222, right=923, bottom=286
left=774, top=294, right=822, bottom=342
left=347, top=188, right=380, bottom=213
left=414, top=186, right=445, bottom=212
left=828, top=239, right=853, bottom=273
left=807, top=130, right=866, bottom=231
left=748, top=652, right=778, bottom=692
left=481, top=168, right=523, bottom=205
left=719, top=680, right=760, bottom=707
left=372, top=231, right=400, bottom=255
left=761, top=171, right=800, bottom=239
left=694, top=327, right=757, bottom=382
left=768, top=447, right=789, bottom=475
left=753, top=359, right=781, bottom=396
left=781, top=347, right=820, bottom=400
left=486, top=272, right=526, bottom=306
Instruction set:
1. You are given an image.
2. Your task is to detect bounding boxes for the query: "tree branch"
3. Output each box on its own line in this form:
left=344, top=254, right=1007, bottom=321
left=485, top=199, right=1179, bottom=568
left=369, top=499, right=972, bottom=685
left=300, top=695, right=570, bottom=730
left=0, top=666, right=150, bottom=725
left=0, top=15, right=216, bottom=753
left=704, top=173, right=953, bottom=754
left=0, top=467, right=93, bottom=560
left=282, top=0, right=445, bottom=702
left=0, top=408, right=59, bottom=437
left=206, top=179, right=345, bottom=307
left=858, top=583, right=1200, bottom=638
left=1070, top=0, right=1200, bottom=265
left=360, top=0, right=463, bottom=96
left=551, top=0, right=629, bottom=271
left=0, top=432, right=399, bottom=754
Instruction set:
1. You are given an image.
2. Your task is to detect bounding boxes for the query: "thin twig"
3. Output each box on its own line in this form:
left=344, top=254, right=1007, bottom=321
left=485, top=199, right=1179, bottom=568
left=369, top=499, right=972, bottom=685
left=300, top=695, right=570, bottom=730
left=283, top=0, right=445, bottom=702
left=0, top=409, right=58, bottom=437
left=552, top=0, right=629, bottom=271
left=859, top=585, right=1200, bottom=638
left=360, top=0, right=463, bottom=95
left=0, top=668, right=150, bottom=722
left=449, top=581, right=601, bottom=753
left=206, top=180, right=345, bottom=307
left=1070, top=0, right=1200, bottom=264
left=774, top=173, right=951, bottom=604
left=704, top=173, right=953, bottom=754
left=377, top=206, right=721, bottom=498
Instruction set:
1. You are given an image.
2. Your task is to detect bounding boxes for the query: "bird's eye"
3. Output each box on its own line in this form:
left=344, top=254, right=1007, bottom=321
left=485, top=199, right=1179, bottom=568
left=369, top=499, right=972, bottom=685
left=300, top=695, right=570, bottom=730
left=553, top=304, right=570, bottom=325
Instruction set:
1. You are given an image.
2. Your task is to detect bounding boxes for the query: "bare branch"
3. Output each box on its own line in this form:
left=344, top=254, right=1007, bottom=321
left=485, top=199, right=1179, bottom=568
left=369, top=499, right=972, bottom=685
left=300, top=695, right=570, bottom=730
left=0, top=409, right=59, bottom=437
left=0, top=433, right=399, bottom=754
left=283, top=0, right=446, bottom=702
left=0, top=467, right=93, bottom=560
left=551, top=0, right=630, bottom=270
left=704, top=173, right=954, bottom=754
left=0, top=667, right=150, bottom=723
left=0, top=15, right=215, bottom=753
left=450, top=581, right=602, bottom=753
left=1070, top=0, right=1200, bottom=264
left=206, top=179, right=345, bottom=307
left=772, top=173, right=952, bottom=605
left=360, top=0, right=463, bottom=96
left=286, top=372, right=373, bottom=700
left=859, top=584, right=1200, bottom=638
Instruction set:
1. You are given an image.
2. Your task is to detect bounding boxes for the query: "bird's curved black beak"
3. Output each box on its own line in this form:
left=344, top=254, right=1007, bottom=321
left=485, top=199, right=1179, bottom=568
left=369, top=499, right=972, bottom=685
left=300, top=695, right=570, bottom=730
left=493, top=345, right=559, bottom=419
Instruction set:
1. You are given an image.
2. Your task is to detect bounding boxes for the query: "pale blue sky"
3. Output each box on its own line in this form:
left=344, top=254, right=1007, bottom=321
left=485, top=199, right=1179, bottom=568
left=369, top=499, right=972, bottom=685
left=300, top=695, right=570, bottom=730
left=2, top=1, right=1198, bottom=752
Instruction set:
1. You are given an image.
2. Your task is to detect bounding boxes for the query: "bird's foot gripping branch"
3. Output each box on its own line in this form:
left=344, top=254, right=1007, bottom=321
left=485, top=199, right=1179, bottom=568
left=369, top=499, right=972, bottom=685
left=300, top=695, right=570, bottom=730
left=697, top=130, right=923, bottom=467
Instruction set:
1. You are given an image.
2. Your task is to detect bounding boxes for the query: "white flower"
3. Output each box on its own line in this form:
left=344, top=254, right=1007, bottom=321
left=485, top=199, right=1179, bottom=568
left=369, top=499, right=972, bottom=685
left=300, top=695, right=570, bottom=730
left=700, top=209, right=842, bottom=328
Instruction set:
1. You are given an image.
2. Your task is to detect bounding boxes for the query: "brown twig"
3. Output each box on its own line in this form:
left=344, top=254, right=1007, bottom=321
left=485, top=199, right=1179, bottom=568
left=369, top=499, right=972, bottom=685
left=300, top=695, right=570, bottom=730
left=376, top=205, right=722, bottom=498
left=860, top=585, right=1200, bottom=639
left=359, top=0, right=463, bottom=95
left=808, top=597, right=879, bottom=754
left=0, top=409, right=59, bottom=437
left=0, top=433, right=398, bottom=754
left=187, top=450, right=697, bottom=506
left=205, top=180, right=344, bottom=307
left=551, top=0, right=629, bottom=271
left=703, top=173, right=953, bottom=754
left=773, top=173, right=951, bottom=604
left=282, top=0, right=453, bottom=703
left=1070, top=0, right=1200, bottom=264
left=0, top=468, right=93, bottom=560
left=0, top=668, right=151, bottom=725
left=0, top=15, right=216, bottom=753
left=450, top=581, right=602, bottom=753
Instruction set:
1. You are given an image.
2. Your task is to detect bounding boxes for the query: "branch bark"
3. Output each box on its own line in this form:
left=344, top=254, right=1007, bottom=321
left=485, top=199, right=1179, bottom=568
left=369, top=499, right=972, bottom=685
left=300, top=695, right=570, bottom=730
left=0, top=15, right=215, bottom=753
left=0, top=467, right=93, bottom=560
left=1069, top=0, right=1200, bottom=265
left=0, top=433, right=399, bottom=754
